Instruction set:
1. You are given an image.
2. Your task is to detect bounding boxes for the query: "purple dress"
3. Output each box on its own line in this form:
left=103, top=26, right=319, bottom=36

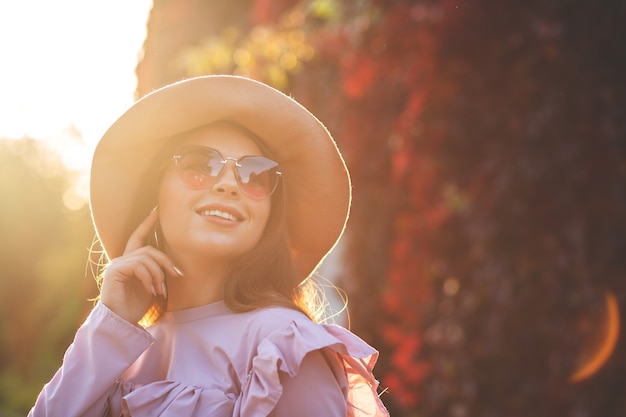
left=29, top=301, right=389, bottom=416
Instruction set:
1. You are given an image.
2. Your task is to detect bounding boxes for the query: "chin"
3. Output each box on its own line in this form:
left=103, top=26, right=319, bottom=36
left=193, top=238, right=255, bottom=259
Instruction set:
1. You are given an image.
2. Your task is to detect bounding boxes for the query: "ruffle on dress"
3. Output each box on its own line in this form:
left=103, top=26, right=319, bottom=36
left=112, top=320, right=388, bottom=417
left=235, top=321, right=388, bottom=417
left=119, top=381, right=236, bottom=416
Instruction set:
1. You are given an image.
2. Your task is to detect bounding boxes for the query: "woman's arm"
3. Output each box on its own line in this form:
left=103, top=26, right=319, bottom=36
left=30, top=210, right=180, bottom=416
left=28, top=303, right=153, bottom=417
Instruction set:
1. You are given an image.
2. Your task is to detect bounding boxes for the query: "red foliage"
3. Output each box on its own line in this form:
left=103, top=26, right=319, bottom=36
left=306, top=2, right=447, bottom=411
left=341, top=53, right=377, bottom=99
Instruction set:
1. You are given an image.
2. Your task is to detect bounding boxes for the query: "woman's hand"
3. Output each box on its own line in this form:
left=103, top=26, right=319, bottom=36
left=100, top=208, right=182, bottom=324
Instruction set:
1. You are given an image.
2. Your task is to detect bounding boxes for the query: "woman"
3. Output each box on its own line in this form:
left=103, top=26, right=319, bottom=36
left=29, top=75, right=389, bottom=416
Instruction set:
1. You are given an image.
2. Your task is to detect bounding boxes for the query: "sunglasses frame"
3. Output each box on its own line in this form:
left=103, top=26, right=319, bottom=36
left=171, top=145, right=282, bottom=199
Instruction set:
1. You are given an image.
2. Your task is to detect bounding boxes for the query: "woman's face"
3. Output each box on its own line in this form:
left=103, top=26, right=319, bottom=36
left=158, top=123, right=272, bottom=263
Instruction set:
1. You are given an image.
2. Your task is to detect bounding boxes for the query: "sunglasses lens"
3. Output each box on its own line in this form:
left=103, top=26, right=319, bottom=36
left=173, top=146, right=280, bottom=198
left=237, top=156, right=280, bottom=199
left=175, top=149, right=223, bottom=189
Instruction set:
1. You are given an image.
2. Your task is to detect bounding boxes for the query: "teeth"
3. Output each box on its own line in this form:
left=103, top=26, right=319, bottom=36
left=200, top=209, right=238, bottom=221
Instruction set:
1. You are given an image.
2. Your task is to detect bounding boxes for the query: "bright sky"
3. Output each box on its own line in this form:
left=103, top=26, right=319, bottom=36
left=0, top=0, right=152, bottom=207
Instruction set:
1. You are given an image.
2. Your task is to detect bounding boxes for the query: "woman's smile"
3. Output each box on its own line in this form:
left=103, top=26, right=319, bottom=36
left=195, top=203, right=244, bottom=224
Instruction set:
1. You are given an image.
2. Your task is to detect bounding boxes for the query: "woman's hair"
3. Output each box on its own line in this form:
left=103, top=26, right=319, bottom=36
left=222, top=171, right=324, bottom=321
left=110, top=121, right=326, bottom=327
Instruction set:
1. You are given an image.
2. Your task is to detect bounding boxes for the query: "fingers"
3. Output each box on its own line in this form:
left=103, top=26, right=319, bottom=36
left=108, top=245, right=181, bottom=290
left=136, top=248, right=184, bottom=297
left=121, top=207, right=185, bottom=278
left=101, top=208, right=187, bottom=322
left=133, top=254, right=167, bottom=297
left=101, top=207, right=189, bottom=322
left=124, top=206, right=159, bottom=254
left=123, top=208, right=184, bottom=292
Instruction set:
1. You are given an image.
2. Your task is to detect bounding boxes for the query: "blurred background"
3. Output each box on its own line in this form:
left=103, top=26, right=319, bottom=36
left=1, top=0, right=625, bottom=416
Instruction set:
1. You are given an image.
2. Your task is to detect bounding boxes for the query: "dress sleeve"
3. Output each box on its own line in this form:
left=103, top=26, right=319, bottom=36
left=28, top=302, right=154, bottom=417
left=269, top=350, right=347, bottom=417
left=233, top=319, right=389, bottom=417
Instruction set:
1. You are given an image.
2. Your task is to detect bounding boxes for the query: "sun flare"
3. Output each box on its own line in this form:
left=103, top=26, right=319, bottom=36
left=570, top=291, right=621, bottom=383
left=0, top=0, right=152, bottom=158
left=0, top=0, right=152, bottom=209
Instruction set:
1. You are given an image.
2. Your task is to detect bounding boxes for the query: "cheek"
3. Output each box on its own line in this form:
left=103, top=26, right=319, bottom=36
left=257, top=200, right=272, bottom=230
left=157, top=174, right=184, bottom=225
left=248, top=200, right=272, bottom=247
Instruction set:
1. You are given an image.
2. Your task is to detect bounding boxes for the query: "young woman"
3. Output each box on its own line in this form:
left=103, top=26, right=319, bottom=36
left=29, top=75, right=389, bottom=417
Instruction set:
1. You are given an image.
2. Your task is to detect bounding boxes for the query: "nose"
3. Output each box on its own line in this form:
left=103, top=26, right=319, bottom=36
left=210, top=160, right=240, bottom=198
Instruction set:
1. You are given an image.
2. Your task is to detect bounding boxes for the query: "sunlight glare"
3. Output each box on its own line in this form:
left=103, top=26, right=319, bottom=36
left=0, top=0, right=152, bottom=146
left=0, top=0, right=152, bottom=210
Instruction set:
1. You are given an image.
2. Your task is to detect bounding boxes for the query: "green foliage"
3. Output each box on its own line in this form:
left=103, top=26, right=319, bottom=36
left=173, top=12, right=316, bottom=91
left=0, top=138, right=97, bottom=414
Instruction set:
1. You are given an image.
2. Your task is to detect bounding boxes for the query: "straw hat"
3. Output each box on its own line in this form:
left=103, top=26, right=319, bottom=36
left=90, top=75, right=351, bottom=280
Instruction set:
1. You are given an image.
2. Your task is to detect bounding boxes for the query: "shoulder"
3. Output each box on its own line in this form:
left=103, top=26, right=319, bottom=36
left=241, top=306, right=312, bottom=340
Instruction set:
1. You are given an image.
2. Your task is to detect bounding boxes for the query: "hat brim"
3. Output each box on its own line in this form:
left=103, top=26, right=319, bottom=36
left=90, top=75, right=351, bottom=280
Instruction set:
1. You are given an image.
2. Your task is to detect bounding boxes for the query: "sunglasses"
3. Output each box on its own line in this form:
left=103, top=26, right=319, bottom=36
left=172, top=145, right=282, bottom=199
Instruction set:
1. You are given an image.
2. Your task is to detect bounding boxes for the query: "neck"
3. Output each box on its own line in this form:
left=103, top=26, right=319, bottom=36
left=164, top=252, right=233, bottom=311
